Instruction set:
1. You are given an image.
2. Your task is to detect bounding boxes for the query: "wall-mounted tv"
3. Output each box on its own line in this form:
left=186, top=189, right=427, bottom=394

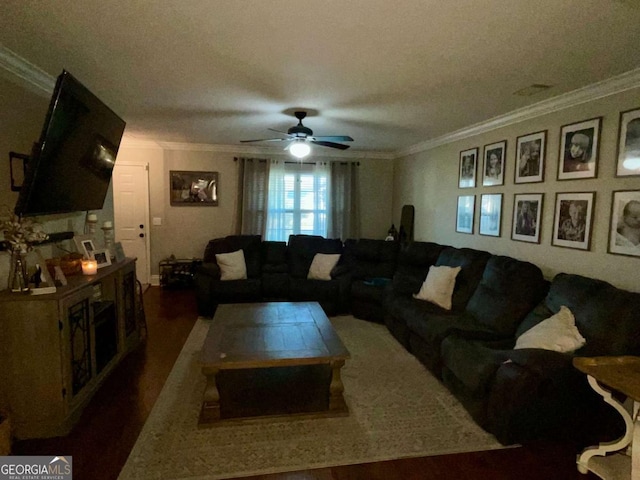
left=15, top=70, right=126, bottom=217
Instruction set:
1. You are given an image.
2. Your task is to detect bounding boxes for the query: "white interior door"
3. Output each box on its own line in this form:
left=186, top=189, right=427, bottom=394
left=112, top=162, right=150, bottom=284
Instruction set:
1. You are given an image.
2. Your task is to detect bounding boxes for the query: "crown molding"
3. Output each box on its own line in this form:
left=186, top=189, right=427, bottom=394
left=0, top=44, right=55, bottom=96
left=396, top=67, right=640, bottom=158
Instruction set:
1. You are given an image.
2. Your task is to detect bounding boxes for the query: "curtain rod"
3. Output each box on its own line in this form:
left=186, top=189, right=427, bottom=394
left=234, top=157, right=360, bottom=166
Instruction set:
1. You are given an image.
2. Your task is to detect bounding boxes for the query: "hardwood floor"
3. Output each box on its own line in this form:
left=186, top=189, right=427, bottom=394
left=14, top=287, right=598, bottom=480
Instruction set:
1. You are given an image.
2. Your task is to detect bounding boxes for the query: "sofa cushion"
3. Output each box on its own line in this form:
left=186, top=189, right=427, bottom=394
left=287, top=235, right=343, bottom=279
left=392, top=242, right=447, bottom=296
left=465, top=255, right=548, bottom=336
left=413, top=265, right=461, bottom=310
left=204, top=235, right=262, bottom=278
left=516, top=273, right=640, bottom=357
left=434, top=247, right=491, bottom=312
left=215, top=250, right=247, bottom=281
left=261, top=241, right=288, bottom=273
left=348, top=238, right=399, bottom=280
left=308, top=253, right=341, bottom=280
left=514, top=306, right=586, bottom=353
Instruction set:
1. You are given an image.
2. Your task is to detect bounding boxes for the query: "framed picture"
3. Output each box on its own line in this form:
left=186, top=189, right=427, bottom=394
left=616, top=107, right=640, bottom=177
left=515, top=130, right=546, bottom=184
left=456, top=195, right=475, bottom=234
left=552, top=192, right=595, bottom=251
left=512, top=193, right=544, bottom=244
left=114, top=242, right=126, bottom=263
left=557, top=117, right=602, bottom=180
left=91, top=249, right=112, bottom=269
left=74, top=234, right=96, bottom=259
left=482, top=140, right=506, bottom=186
left=458, top=148, right=478, bottom=188
left=608, top=190, right=640, bottom=257
left=479, top=194, right=503, bottom=237
left=170, top=171, right=219, bottom=206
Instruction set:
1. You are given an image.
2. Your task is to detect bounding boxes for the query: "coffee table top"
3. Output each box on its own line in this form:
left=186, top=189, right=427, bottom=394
left=201, top=302, right=350, bottom=369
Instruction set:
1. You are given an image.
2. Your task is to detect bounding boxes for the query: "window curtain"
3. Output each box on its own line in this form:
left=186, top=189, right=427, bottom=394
left=234, top=157, right=269, bottom=236
left=313, top=161, right=330, bottom=237
left=328, top=161, right=360, bottom=240
left=265, top=160, right=287, bottom=241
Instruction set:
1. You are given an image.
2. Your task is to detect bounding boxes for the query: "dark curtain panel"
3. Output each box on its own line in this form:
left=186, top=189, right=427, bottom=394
left=234, top=157, right=269, bottom=236
left=328, top=161, right=360, bottom=240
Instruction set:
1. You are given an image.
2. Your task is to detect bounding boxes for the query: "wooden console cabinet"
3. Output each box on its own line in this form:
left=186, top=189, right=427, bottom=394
left=0, top=258, right=141, bottom=439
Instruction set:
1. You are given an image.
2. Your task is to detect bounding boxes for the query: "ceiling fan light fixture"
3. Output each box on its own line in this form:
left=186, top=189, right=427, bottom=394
left=289, top=141, right=311, bottom=159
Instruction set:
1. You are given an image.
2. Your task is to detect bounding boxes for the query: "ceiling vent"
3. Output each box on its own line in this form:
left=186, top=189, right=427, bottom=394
left=513, top=84, right=552, bottom=97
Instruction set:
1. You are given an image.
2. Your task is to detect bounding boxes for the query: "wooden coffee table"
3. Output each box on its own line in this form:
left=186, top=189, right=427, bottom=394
left=199, top=302, right=350, bottom=425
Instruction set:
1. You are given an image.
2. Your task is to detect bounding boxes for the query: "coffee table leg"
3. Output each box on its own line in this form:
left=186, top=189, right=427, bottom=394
left=329, top=360, right=348, bottom=413
left=200, top=368, right=221, bottom=424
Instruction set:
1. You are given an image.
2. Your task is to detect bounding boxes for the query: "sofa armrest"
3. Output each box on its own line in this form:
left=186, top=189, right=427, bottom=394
left=196, top=262, right=221, bottom=279
left=486, top=349, right=608, bottom=445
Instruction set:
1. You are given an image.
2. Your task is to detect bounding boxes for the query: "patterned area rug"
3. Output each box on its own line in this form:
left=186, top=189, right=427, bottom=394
left=119, top=316, right=506, bottom=480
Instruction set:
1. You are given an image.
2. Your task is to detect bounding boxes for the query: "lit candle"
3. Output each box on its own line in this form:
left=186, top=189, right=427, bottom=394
left=82, top=259, right=98, bottom=275
left=103, top=221, right=113, bottom=229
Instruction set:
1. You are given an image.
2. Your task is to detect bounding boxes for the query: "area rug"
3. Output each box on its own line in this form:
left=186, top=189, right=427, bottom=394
left=118, top=316, right=506, bottom=480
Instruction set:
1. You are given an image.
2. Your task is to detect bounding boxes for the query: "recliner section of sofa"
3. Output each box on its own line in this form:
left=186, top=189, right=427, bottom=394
left=406, top=254, right=548, bottom=376
left=441, top=272, right=640, bottom=446
left=286, top=234, right=347, bottom=316
left=195, top=234, right=264, bottom=316
left=195, top=234, right=348, bottom=317
left=344, top=238, right=400, bottom=322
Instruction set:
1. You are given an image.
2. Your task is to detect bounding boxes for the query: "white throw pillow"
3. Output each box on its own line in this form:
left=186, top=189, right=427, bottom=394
left=215, top=249, right=247, bottom=281
left=413, top=265, right=462, bottom=310
left=307, top=253, right=341, bottom=281
left=514, top=306, right=586, bottom=353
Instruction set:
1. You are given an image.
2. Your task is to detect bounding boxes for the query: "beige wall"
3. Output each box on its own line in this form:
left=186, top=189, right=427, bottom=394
left=393, top=87, right=640, bottom=292
left=117, top=144, right=394, bottom=277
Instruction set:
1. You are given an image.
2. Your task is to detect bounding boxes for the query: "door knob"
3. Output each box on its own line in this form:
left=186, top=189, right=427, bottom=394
left=139, top=224, right=144, bottom=229
left=139, top=233, right=145, bottom=238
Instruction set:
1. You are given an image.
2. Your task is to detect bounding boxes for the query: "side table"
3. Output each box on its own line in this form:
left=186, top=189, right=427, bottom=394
left=573, top=356, right=640, bottom=480
left=159, top=258, right=202, bottom=289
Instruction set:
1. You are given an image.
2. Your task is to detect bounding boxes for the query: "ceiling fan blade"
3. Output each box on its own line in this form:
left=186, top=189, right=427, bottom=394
left=311, top=140, right=350, bottom=150
left=268, top=128, right=290, bottom=135
left=240, top=138, right=289, bottom=143
left=310, top=135, right=354, bottom=142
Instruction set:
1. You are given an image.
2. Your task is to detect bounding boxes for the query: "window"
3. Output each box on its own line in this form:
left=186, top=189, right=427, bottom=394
left=266, top=162, right=328, bottom=241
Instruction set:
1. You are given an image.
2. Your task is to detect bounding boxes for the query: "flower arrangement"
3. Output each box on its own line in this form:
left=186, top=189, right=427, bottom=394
left=0, top=210, right=49, bottom=254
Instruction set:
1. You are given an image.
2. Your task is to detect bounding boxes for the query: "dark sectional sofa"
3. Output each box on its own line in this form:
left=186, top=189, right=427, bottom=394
left=194, top=234, right=640, bottom=448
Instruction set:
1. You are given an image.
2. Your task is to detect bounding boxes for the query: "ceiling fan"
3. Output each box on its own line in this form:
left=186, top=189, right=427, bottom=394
left=241, top=111, right=353, bottom=157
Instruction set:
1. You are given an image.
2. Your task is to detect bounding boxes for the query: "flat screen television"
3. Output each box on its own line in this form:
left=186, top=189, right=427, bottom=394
left=15, top=70, right=126, bottom=217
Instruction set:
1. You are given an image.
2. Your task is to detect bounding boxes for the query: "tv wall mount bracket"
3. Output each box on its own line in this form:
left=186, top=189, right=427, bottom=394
left=9, top=151, right=30, bottom=192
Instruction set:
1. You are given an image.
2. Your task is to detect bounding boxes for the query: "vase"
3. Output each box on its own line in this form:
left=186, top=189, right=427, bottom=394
left=8, top=252, right=29, bottom=293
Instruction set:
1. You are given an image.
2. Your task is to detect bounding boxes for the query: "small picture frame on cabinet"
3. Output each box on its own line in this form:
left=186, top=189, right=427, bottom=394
left=92, top=249, right=112, bottom=269
left=114, top=242, right=126, bottom=263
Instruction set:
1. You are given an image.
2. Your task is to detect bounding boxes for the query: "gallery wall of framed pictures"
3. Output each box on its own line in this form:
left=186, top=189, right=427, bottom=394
left=454, top=105, right=640, bottom=258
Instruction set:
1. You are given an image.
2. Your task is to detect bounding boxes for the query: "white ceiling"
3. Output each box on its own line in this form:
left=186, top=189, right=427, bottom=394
left=2, top=0, right=640, bottom=155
